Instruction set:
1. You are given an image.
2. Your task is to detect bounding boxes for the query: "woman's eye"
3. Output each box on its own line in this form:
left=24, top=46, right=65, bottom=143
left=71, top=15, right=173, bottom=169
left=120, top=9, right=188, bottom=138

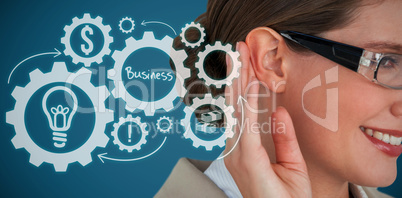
left=379, top=57, right=399, bottom=70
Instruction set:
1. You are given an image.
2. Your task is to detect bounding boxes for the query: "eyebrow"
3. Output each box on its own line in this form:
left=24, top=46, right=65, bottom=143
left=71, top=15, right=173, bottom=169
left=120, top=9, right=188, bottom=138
left=362, top=41, right=402, bottom=53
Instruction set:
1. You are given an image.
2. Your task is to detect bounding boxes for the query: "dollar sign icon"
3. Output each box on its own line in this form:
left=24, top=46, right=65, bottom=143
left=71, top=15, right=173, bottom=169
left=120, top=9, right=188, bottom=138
left=81, top=25, right=94, bottom=55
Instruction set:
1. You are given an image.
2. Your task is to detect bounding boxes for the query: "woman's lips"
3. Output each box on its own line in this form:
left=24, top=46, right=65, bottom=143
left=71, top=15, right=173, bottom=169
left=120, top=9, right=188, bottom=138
left=360, top=126, right=402, bottom=157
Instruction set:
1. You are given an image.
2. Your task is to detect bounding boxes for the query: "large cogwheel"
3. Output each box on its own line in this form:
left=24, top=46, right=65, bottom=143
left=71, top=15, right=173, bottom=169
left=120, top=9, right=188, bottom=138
left=110, top=115, right=149, bottom=153
left=181, top=94, right=236, bottom=150
left=6, top=62, right=114, bottom=172
left=61, top=13, right=114, bottom=67
left=195, top=41, right=241, bottom=88
left=108, top=31, right=190, bottom=116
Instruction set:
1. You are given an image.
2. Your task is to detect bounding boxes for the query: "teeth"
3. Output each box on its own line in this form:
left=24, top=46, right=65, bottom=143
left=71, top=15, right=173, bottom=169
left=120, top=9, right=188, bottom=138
left=365, top=128, right=373, bottom=136
left=373, top=131, right=383, bottom=140
left=383, top=134, right=390, bottom=144
left=363, top=127, right=402, bottom=146
left=390, top=136, right=402, bottom=146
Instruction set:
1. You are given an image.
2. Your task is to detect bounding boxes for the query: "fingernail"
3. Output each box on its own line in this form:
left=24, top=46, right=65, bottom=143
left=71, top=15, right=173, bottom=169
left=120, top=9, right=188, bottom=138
left=236, top=42, right=240, bottom=51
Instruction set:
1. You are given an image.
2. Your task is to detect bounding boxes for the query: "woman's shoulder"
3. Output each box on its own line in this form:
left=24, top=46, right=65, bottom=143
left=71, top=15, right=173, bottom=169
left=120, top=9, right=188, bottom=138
left=155, top=158, right=227, bottom=198
left=156, top=158, right=394, bottom=198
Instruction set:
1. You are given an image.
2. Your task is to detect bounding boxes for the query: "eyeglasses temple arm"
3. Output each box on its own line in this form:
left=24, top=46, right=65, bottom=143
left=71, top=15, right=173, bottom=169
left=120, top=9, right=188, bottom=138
left=280, top=31, right=363, bottom=71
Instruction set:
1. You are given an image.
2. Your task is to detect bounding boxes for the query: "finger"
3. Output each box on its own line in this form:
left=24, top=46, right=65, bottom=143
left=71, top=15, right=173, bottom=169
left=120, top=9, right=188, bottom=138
left=271, top=107, right=307, bottom=172
left=239, top=77, right=263, bottom=153
left=237, top=42, right=251, bottom=95
left=224, top=47, right=239, bottom=151
left=225, top=42, right=251, bottom=151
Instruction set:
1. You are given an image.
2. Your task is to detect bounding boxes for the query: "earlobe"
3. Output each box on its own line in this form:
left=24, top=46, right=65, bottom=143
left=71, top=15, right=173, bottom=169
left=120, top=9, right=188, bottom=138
left=245, top=27, right=287, bottom=93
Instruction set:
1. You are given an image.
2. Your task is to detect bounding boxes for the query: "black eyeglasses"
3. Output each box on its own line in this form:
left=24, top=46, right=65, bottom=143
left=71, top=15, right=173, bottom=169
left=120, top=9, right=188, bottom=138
left=280, top=31, right=402, bottom=90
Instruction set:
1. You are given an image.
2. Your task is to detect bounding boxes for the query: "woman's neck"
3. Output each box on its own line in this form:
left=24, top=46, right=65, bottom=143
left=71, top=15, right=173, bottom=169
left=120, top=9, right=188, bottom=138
left=307, top=163, right=350, bottom=198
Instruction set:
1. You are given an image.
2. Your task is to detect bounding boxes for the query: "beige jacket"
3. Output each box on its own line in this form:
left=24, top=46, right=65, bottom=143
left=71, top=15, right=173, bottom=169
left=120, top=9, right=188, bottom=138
left=156, top=158, right=393, bottom=198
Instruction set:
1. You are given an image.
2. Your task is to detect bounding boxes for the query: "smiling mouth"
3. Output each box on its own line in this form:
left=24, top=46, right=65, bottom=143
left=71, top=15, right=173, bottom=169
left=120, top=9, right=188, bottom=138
left=360, top=126, right=402, bottom=157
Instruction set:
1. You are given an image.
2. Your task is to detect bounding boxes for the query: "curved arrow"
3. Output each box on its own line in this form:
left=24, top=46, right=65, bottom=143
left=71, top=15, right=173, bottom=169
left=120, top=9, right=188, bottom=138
left=98, top=136, right=167, bottom=163
left=8, top=48, right=62, bottom=84
left=141, top=20, right=177, bottom=35
left=216, top=96, right=246, bottom=160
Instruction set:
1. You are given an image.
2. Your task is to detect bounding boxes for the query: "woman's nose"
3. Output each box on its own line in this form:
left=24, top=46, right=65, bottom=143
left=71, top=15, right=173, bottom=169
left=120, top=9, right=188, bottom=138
left=390, top=101, right=402, bottom=117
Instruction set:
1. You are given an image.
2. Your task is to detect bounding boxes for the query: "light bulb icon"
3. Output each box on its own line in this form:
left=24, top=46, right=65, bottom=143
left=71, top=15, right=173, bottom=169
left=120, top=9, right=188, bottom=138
left=42, top=86, right=78, bottom=148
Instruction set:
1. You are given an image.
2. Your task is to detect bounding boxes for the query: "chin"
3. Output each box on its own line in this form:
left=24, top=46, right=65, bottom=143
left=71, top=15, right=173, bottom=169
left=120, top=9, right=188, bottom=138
left=346, top=132, right=399, bottom=187
left=350, top=157, right=398, bottom=187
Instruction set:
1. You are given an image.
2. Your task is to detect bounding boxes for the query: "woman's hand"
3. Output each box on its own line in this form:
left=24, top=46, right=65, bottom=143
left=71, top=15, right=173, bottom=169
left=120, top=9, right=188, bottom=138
left=223, top=42, right=312, bottom=197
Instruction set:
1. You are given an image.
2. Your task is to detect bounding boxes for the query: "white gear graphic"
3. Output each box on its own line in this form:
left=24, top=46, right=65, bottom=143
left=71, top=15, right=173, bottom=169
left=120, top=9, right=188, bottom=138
left=156, top=116, right=173, bottom=134
left=107, top=31, right=190, bottom=116
left=181, top=94, right=236, bottom=150
left=119, top=17, right=135, bottom=34
left=111, top=115, right=149, bottom=153
left=180, top=22, right=206, bottom=48
left=6, top=62, right=113, bottom=172
left=61, top=13, right=114, bottom=67
left=195, top=41, right=241, bottom=88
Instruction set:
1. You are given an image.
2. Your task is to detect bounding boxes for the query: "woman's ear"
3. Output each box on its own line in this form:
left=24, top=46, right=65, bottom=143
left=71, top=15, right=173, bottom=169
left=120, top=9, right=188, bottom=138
left=246, top=27, right=287, bottom=93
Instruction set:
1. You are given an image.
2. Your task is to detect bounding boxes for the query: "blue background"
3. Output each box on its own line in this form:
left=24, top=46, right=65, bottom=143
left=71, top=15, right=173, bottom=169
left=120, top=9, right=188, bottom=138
left=0, top=0, right=401, bottom=197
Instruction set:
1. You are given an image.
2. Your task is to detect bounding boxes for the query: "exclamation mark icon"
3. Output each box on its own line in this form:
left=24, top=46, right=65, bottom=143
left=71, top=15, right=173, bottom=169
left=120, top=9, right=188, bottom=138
left=128, top=123, right=132, bottom=143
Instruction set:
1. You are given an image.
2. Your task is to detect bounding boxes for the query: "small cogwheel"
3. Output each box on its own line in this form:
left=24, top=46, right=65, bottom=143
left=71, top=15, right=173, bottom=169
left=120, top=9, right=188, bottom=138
left=195, top=41, right=241, bottom=88
left=180, top=22, right=206, bottom=48
left=156, top=116, right=173, bottom=134
left=119, top=17, right=135, bottom=34
left=61, top=13, right=114, bottom=67
left=180, top=94, right=236, bottom=150
left=111, top=115, right=149, bottom=153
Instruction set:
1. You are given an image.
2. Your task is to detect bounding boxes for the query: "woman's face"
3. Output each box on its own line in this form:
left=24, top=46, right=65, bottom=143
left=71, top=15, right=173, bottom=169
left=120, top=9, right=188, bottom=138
left=280, top=0, right=402, bottom=186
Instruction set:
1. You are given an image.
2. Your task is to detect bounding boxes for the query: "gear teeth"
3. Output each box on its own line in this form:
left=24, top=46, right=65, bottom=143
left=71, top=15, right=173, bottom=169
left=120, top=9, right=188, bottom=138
left=11, top=136, right=24, bottom=149
left=6, top=111, right=16, bottom=125
left=72, top=17, right=79, bottom=23
left=105, top=25, right=111, bottom=32
left=99, top=133, right=110, bottom=147
left=11, top=86, right=25, bottom=99
left=29, top=156, right=44, bottom=167
left=161, top=35, right=173, bottom=44
left=205, top=145, right=213, bottom=151
left=143, top=31, right=155, bottom=40
left=28, top=69, right=43, bottom=81
left=125, top=37, right=136, bottom=46
left=78, top=154, right=92, bottom=166
left=193, top=142, right=201, bottom=148
left=107, top=68, right=116, bottom=78
left=54, top=163, right=69, bottom=172
left=111, top=50, right=122, bottom=63
left=83, top=13, right=91, bottom=19
left=52, top=62, right=68, bottom=73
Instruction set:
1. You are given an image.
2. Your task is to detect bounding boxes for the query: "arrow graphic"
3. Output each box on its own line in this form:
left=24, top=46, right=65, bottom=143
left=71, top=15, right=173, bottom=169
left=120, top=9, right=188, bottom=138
left=98, top=136, right=167, bottom=163
left=141, top=20, right=177, bottom=35
left=8, top=48, right=62, bottom=84
left=216, top=95, right=246, bottom=160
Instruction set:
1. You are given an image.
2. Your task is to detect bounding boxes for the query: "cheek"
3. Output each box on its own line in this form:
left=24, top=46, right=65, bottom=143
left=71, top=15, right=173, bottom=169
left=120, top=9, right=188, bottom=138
left=283, top=59, right=397, bottom=185
left=336, top=70, right=398, bottom=186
